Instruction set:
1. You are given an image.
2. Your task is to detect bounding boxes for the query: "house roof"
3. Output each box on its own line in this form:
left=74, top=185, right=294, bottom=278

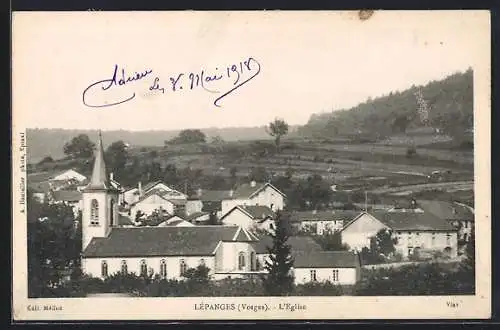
left=82, top=226, right=248, bottom=258
left=290, top=210, right=362, bottom=223
left=221, top=205, right=275, bottom=222
left=252, top=235, right=323, bottom=254
left=52, top=190, right=82, bottom=202
left=50, top=168, right=86, bottom=181
left=142, top=180, right=163, bottom=193
left=232, top=182, right=285, bottom=199
left=418, top=200, right=474, bottom=222
left=293, top=251, right=359, bottom=268
left=131, top=191, right=175, bottom=206
left=370, top=211, right=456, bottom=231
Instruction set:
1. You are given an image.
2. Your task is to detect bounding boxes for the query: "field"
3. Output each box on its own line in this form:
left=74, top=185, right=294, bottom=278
left=28, top=135, right=474, bottom=207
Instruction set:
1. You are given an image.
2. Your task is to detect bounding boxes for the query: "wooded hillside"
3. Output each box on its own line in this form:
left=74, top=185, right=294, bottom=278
left=298, top=69, right=473, bottom=142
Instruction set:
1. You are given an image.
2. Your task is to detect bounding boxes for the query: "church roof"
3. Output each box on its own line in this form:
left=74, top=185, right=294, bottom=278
left=82, top=226, right=252, bottom=258
left=84, top=131, right=116, bottom=192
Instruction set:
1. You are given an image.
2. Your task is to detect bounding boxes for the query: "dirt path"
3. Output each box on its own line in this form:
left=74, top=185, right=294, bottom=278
left=367, top=181, right=474, bottom=194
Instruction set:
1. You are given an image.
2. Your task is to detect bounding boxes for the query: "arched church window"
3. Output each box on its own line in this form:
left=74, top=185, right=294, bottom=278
left=101, top=260, right=108, bottom=277
left=121, top=260, right=128, bottom=274
left=110, top=199, right=115, bottom=226
left=250, top=252, right=256, bottom=271
left=90, top=199, right=99, bottom=225
left=238, top=252, right=246, bottom=270
left=160, top=259, right=167, bottom=279
left=140, top=259, right=148, bottom=277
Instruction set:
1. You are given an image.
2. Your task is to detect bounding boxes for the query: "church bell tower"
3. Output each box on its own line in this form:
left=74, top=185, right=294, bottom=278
left=81, top=131, right=119, bottom=250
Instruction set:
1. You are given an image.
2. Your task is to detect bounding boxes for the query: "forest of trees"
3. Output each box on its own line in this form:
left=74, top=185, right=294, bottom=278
left=299, top=69, right=473, bottom=143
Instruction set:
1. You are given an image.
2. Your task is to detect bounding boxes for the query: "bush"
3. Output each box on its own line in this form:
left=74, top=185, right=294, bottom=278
left=295, top=281, right=343, bottom=296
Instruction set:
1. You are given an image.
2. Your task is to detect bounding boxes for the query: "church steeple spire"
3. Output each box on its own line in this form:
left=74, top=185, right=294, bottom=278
left=86, top=130, right=110, bottom=191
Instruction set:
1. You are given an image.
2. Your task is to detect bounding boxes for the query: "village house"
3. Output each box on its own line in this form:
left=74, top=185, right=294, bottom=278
left=417, top=200, right=475, bottom=242
left=129, top=192, right=177, bottom=219
left=50, top=190, right=83, bottom=217
left=340, top=211, right=459, bottom=259
left=220, top=181, right=286, bottom=216
left=292, top=251, right=361, bottom=285
left=220, top=205, right=276, bottom=232
left=252, top=236, right=360, bottom=285
left=79, top=132, right=363, bottom=285
left=49, top=168, right=87, bottom=183
left=121, top=181, right=186, bottom=206
left=188, top=189, right=233, bottom=218
left=290, top=210, right=361, bottom=235
left=28, top=181, right=51, bottom=203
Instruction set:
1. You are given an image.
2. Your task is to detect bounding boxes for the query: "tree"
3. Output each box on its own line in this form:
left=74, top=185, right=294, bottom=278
left=27, top=193, right=81, bottom=297
left=263, top=211, right=294, bottom=296
left=248, top=167, right=269, bottom=182
left=372, top=228, right=398, bottom=257
left=38, top=156, right=54, bottom=165
left=105, top=140, right=129, bottom=179
left=267, top=118, right=289, bottom=152
left=170, top=129, right=206, bottom=144
left=313, top=230, right=349, bottom=251
left=63, top=134, right=96, bottom=159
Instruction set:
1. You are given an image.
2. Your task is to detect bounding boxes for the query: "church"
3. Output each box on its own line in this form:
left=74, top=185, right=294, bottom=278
left=80, top=133, right=361, bottom=285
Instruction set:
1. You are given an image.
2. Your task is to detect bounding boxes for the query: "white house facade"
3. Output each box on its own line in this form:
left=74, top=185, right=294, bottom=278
left=220, top=182, right=285, bottom=216
left=220, top=205, right=275, bottom=232
left=340, top=211, right=459, bottom=259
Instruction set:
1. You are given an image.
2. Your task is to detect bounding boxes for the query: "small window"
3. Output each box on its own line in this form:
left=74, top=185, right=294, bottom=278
left=332, top=269, right=339, bottom=282
left=199, top=258, right=205, bottom=266
left=140, top=259, right=148, bottom=277
left=446, top=233, right=451, bottom=245
left=180, top=259, right=187, bottom=276
left=310, top=270, right=317, bottom=282
left=160, top=259, right=167, bottom=279
left=238, top=252, right=246, bottom=271
left=101, top=260, right=108, bottom=277
left=121, top=260, right=128, bottom=274
left=90, top=199, right=99, bottom=225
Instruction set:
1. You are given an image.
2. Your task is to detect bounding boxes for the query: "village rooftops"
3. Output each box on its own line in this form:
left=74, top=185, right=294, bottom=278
left=82, top=226, right=257, bottom=258
left=221, top=205, right=275, bottom=222
left=418, top=200, right=474, bottom=222
left=369, top=211, right=456, bottom=232
left=189, top=182, right=285, bottom=202
left=293, top=251, right=359, bottom=268
left=232, top=182, right=286, bottom=199
left=290, top=210, right=362, bottom=223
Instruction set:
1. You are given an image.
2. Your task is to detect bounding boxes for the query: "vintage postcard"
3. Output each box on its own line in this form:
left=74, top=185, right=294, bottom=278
left=12, top=10, right=491, bottom=320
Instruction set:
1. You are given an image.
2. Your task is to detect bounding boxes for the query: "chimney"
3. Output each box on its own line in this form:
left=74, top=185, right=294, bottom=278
left=197, top=188, right=202, bottom=197
left=110, top=172, right=114, bottom=181
left=250, top=180, right=256, bottom=187
left=138, top=181, right=143, bottom=196
left=229, top=189, right=234, bottom=197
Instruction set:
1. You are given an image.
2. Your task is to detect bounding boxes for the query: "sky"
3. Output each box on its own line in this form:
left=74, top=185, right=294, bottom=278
left=13, top=11, right=489, bottom=131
